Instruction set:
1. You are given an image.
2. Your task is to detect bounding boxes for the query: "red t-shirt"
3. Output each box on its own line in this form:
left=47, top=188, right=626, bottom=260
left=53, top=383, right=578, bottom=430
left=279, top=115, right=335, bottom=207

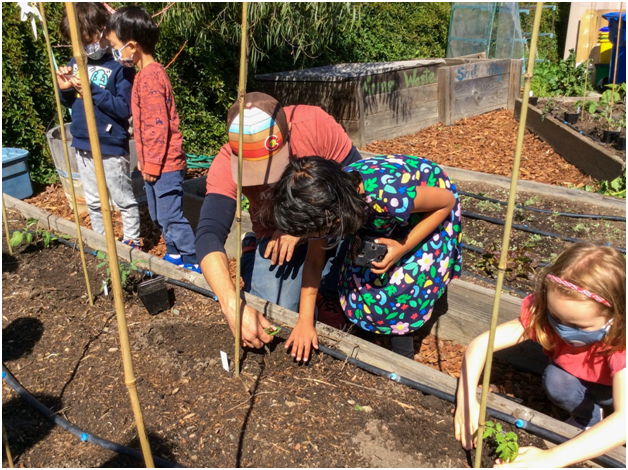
left=131, top=62, right=186, bottom=176
left=206, top=104, right=353, bottom=238
left=519, top=295, right=626, bottom=386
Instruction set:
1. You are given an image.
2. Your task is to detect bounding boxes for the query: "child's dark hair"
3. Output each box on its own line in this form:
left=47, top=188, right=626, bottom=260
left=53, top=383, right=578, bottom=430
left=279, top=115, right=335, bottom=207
left=105, top=6, right=159, bottom=55
left=526, top=243, right=626, bottom=354
left=267, top=157, right=368, bottom=250
left=60, top=2, right=110, bottom=42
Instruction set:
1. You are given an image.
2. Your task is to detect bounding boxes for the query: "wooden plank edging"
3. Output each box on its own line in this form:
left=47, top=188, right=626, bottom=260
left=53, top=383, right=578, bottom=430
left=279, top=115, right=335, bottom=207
left=3, top=194, right=625, bottom=465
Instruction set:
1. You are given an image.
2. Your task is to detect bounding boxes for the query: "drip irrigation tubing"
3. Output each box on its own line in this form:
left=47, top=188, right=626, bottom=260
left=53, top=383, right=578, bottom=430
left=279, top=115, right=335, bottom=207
left=560, top=119, right=606, bottom=145
left=461, top=211, right=626, bottom=254
left=457, top=191, right=626, bottom=222
left=7, top=234, right=624, bottom=467
left=1, top=365, right=184, bottom=468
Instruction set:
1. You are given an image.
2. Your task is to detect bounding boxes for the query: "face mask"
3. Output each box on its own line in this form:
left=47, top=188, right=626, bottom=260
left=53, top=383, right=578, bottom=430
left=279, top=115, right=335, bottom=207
left=546, top=310, right=613, bottom=347
left=112, top=42, right=135, bottom=68
left=84, top=32, right=107, bottom=60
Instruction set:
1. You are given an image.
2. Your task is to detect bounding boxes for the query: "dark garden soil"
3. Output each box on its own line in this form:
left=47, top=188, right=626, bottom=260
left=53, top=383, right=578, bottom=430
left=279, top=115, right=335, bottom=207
left=365, top=109, right=599, bottom=188
left=536, top=99, right=626, bottom=162
left=3, top=232, right=583, bottom=469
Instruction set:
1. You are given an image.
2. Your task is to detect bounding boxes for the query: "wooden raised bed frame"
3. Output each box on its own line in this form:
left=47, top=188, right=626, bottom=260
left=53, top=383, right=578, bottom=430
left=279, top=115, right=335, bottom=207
left=4, top=192, right=625, bottom=467
left=255, top=56, right=522, bottom=148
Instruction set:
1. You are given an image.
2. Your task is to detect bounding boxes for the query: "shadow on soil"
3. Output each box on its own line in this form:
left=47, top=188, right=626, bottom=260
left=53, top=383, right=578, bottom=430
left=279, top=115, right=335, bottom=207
left=99, top=433, right=180, bottom=468
left=3, top=317, right=45, bottom=362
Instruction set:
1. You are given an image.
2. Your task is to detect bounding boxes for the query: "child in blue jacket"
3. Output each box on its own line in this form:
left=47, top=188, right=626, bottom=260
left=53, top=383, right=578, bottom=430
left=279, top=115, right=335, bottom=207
left=58, top=2, right=140, bottom=247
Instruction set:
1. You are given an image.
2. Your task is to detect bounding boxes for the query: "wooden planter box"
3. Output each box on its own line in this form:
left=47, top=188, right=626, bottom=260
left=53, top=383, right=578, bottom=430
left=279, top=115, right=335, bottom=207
left=514, top=99, right=626, bottom=182
left=254, top=57, right=522, bottom=147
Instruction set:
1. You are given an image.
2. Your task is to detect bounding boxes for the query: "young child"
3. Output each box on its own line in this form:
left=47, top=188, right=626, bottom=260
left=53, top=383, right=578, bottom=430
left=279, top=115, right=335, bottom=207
left=269, top=154, right=463, bottom=362
left=455, top=243, right=626, bottom=468
left=105, top=6, right=200, bottom=273
left=58, top=2, right=141, bottom=248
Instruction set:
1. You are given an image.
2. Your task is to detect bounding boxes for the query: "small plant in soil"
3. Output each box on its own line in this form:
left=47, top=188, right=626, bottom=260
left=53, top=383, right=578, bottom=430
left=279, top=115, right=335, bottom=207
left=477, top=243, right=540, bottom=281
left=95, top=251, right=145, bottom=291
left=9, top=218, right=69, bottom=249
left=482, top=421, right=519, bottom=463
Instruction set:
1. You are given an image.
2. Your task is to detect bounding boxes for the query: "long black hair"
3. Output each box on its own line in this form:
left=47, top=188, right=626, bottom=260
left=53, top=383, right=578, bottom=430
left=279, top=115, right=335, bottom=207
left=268, top=157, right=368, bottom=244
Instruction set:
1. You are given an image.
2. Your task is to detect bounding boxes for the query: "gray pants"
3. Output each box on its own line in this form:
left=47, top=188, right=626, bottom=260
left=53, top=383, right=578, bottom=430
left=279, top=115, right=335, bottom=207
left=76, top=149, right=141, bottom=243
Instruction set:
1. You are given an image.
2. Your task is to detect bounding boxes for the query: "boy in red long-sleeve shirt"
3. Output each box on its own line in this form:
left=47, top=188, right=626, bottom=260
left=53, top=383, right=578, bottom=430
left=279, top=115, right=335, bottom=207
left=106, top=6, right=199, bottom=272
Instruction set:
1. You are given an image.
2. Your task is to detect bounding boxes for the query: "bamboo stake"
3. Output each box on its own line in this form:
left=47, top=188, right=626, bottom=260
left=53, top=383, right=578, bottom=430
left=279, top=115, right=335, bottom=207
left=39, top=2, right=94, bottom=306
left=2, top=195, right=13, bottom=256
left=581, top=3, right=594, bottom=114
left=473, top=3, right=544, bottom=468
left=234, top=2, right=249, bottom=378
left=64, top=4, right=154, bottom=467
left=609, top=2, right=624, bottom=124
left=2, top=426, right=14, bottom=468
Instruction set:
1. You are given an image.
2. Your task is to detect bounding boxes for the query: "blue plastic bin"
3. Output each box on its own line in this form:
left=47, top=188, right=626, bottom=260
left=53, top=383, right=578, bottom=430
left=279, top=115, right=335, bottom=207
left=602, top=12, right=626, bottom=84
left=2, top=148, right=33, bottom=200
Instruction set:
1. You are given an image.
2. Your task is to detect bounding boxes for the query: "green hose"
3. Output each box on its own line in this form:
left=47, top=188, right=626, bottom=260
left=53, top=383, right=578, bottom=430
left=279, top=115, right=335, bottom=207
left=186, top=154, right=215, bottom=169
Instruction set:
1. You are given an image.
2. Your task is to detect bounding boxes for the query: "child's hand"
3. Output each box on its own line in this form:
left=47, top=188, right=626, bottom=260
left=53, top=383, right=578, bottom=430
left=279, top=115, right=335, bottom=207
left=69, top=77, right=82, bottom=94
left=454, top=397, right=480, bottom=450
left=494, top=446, right=556, bottom=468
left=142, top=172, right=158, bottom=183
left=370, top=237, right=406, bottom=274
left=56, top=66, right=74, bottom=90
left=285, top=322, right=318, bottom=362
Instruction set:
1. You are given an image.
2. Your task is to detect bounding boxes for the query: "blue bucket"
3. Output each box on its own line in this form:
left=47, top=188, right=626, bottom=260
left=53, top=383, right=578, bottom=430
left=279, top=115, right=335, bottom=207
left=2, top=148, right=33, bottom=200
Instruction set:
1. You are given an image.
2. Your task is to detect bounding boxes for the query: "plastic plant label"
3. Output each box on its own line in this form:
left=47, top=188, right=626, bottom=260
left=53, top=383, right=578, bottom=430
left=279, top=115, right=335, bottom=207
left=220, top=351, right=229, bottom=372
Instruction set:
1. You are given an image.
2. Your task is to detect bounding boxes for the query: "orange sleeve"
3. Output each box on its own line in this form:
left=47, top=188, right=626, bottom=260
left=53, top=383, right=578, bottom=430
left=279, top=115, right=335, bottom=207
left=205, top=143, right=237, bottom=200
left=137, top=69, right=169, bottom=176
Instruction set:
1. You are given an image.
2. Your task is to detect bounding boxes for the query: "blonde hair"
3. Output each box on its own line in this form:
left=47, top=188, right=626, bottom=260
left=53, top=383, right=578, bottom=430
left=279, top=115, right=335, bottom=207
left=525, top=243, right=626, bottom=354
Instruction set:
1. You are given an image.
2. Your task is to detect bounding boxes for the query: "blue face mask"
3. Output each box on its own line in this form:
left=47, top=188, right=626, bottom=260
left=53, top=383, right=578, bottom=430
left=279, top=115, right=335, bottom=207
left=112, top=42, right=135, bottom=68
left=546, top=310, right=613, bottom=347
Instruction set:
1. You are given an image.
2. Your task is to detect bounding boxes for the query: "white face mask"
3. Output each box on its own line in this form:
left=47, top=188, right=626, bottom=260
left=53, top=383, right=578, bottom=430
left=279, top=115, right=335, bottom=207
left=84, top=32, right=107, bottom=60
left=112, top=42, right=135, bottom=68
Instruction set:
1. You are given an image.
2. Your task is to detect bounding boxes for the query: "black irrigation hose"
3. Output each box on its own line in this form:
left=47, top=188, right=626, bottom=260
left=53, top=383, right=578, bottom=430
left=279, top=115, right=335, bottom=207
left=461, top=211, right=627, bottom=254
left=11, top=235, right=624, bottom=467
left=561, top=119, right=606, bottom=145
left=457, top=191, right=626, bottom=222
left=1, top=365, right=184, bottom=468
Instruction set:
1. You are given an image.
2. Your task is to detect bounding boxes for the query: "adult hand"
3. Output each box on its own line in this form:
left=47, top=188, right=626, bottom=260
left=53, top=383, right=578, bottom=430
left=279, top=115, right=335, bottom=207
left=454, top=396, right=480, bottom=450
left=143, top=173, right=158, bottom=183
left=370, top=237, right=406, bottom=275
left=285, top=321, right=318, bottom=362
left=223, top=299, right=273, bottom=349
left=494, top=446, right=557, bottom=468
left=56, top=66, right=74, bottom=90
left=264, top=230, right=300, bottom=266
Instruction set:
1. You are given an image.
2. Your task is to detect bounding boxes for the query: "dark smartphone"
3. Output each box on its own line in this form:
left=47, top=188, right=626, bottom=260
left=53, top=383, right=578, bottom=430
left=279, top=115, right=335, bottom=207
left=354, top=234, right=388, bottom=268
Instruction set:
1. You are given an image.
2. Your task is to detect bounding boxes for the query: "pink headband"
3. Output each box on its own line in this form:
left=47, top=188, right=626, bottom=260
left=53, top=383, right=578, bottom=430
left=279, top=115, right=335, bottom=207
left=547, top=274, right=612, bottom=307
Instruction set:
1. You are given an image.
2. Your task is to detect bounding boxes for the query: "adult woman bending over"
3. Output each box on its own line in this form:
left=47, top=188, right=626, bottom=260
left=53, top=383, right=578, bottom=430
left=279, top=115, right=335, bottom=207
left=269, top=154, right=463, bottom=361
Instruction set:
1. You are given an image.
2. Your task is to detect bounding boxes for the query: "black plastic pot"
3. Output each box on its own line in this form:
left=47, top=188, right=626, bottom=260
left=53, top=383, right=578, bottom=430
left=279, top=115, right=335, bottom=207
left=528, top=97, right=539, bottom=106
left=615, top=137, right=626, bottom=150
left=602, top=130, right=620, bottom=143
left=137, top=276, right=170, bottom=315
left=564, top=112, right=580, bottom=124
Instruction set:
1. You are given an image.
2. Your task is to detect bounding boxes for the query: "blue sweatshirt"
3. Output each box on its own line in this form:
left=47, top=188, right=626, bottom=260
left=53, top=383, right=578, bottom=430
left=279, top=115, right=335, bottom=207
left=59, top=53, right=135, bottom=156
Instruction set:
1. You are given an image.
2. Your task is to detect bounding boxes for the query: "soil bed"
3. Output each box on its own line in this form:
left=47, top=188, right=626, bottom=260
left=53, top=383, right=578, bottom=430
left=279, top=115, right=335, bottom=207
left=536, top=99, right=626, bottom=162
left=2, top=226, right=590, bottom=468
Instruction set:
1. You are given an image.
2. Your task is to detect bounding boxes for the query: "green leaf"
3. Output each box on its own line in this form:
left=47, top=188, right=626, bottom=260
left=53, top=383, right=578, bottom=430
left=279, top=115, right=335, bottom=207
left=9, top=231, right=23, bottom=247
left=26, top=232, right=33, bottom=244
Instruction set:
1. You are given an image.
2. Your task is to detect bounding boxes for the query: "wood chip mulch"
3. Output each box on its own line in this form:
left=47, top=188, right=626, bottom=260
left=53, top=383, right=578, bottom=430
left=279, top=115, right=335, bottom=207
left=365, top=109, right=598, bottom=188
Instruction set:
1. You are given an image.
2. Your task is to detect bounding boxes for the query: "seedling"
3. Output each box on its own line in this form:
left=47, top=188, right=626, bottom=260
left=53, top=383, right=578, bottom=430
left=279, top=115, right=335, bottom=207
left=9, top=218, right=70, bottom=249
left=95, top=251, right=144, bottom=291
left=264, top=326, right=282, bottom=336
left=483, top=421, right=519, bottom=463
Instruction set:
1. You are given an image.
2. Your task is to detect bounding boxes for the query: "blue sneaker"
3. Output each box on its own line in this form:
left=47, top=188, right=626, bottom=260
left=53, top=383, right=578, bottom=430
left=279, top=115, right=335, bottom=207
left=163, top=254, right=184, bottom=266
left=183, top=263, right=202, bottom=274
left=123, top=240, right=141, bottom=250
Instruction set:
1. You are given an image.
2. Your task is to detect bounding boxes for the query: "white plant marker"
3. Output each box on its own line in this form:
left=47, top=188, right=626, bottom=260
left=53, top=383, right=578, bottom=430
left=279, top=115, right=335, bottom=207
left=220, top=351, right=229, bottom=372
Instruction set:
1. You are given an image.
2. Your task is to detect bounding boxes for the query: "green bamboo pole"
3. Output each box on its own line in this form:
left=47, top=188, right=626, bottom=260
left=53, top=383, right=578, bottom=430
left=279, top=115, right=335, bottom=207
left=234, top=2, right=249, bottom=377
left=473, top=4, right=544, bottom=468
left=3, top=426, right=14, bottom=468
left=39, top=2, right=94, bottom=306
left=2, top=195, right=13, bottom=256
left=64, top=4, right=154, bottom=467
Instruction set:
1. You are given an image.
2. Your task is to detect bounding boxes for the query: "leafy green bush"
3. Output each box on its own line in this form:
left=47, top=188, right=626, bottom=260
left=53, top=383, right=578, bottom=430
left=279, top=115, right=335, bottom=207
left=531, top=51, right=592, bottom=97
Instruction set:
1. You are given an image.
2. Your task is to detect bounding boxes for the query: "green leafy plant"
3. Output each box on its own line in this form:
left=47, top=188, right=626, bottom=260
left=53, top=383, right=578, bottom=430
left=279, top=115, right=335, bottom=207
left=477, top=243, right=541, bottom=281
left=531, top=51, right=591, bottom=98
left=588, top=83, right=626, bottom=126
left=9, top=218, right=68, bottom=248
left=483, top=421, right=519, bottom=463
left=95, top=251, right=144, bottom=291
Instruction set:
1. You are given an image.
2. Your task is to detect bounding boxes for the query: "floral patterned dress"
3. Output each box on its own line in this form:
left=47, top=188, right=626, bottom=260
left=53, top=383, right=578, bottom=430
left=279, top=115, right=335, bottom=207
left=339, top=154, right=462, bottom=335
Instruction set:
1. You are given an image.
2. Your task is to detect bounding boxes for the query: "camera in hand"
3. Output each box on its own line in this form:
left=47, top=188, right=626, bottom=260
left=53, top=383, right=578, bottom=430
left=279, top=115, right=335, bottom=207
left=354, top=234, right=388, bottom=267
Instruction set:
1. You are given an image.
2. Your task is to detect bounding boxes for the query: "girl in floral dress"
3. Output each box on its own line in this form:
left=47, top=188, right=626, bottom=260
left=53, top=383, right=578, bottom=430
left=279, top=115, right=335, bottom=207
left=270, top=154, right=462, bottom=360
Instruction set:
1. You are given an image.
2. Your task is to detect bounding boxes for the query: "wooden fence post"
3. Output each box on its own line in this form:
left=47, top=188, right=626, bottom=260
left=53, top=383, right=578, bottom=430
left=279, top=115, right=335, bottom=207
left=438, top=66, right=454, bottom=126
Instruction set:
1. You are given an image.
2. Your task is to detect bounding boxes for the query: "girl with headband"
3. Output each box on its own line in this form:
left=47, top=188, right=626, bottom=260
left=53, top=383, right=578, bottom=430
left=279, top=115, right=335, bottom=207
left=454, top=243, right=625, bottom=467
